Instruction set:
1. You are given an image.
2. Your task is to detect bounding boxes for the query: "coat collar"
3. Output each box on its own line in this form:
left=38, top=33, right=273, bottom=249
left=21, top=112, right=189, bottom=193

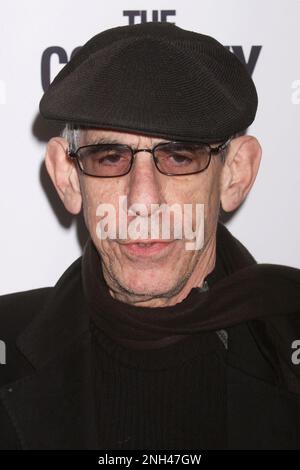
left=16, top=256, right=89, bottom=370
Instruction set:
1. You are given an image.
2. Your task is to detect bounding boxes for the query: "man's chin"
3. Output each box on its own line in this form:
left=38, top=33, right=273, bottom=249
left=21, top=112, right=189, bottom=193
left=113, top=271, right=180, bottom=300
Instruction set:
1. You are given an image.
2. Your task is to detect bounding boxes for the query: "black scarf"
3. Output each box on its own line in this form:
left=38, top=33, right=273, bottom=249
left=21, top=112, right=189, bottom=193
left=81, top=222, right=300, bottom=350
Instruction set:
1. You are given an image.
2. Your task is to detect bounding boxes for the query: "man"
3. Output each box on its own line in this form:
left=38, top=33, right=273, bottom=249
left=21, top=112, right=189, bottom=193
left=0, top=21, right=300, bottom=450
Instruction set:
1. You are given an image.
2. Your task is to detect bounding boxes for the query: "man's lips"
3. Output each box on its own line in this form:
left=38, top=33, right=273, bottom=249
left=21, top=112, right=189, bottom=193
left=117, top=240, right=175, bottom=256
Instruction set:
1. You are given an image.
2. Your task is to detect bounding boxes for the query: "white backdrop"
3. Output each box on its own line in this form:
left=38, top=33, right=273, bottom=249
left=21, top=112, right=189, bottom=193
left=0, top=0, right=299, bottom=295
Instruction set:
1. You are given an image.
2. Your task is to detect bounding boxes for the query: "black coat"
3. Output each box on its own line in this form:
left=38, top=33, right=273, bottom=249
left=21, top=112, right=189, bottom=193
left=1, top=255, right=300, bottom=450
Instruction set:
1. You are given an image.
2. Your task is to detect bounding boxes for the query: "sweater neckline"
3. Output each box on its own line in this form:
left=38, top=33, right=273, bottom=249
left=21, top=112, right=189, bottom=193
left=90, top=319, right=225, bottom=370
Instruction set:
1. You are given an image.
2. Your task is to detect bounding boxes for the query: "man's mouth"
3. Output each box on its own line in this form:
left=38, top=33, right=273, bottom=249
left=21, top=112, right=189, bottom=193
left=133, top=242, right=156, bottom=247
left=118, top=240, right=175, bottom=257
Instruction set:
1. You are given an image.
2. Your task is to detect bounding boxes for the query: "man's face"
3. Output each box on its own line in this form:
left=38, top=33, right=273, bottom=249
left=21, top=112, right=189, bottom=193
left=77, top=128, right=223, bottom=303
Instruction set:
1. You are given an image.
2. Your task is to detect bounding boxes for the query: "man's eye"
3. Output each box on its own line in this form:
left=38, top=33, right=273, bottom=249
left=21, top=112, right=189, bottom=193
left=96, top=154, right=124, bottom=165
left=169, top=153, right=193, bottom=165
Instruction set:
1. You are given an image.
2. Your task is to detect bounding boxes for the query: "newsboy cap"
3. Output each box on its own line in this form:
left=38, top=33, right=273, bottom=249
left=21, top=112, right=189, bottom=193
left=39, top=22, right=258, bottom=143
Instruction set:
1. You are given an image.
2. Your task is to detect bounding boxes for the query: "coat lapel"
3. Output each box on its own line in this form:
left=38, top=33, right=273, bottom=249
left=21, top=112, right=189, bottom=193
left=0, top=257, right=98, bottom=449
left=225, top=320, right=300, bottom=449
left=226, top=361, right=300, bottom=449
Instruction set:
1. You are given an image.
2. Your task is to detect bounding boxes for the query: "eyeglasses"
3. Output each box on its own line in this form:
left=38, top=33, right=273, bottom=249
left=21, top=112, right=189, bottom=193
left=68, top=138, right=231, bottom=178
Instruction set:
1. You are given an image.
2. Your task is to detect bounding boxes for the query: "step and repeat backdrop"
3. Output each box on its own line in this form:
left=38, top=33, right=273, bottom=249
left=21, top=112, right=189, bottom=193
left=0, top=0, right=299, bottom=294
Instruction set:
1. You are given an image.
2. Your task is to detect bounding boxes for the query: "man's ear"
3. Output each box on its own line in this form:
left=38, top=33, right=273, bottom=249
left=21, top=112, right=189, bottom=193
left=45, top=137, right=82, bottom=214
left=220, top=135, right=262, bottom=213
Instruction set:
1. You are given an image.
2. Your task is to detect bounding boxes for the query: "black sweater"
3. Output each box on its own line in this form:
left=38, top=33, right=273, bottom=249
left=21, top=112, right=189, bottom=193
left=84, top=247, right=229, bottom=450
left=90, top=320, right=227, bottom=450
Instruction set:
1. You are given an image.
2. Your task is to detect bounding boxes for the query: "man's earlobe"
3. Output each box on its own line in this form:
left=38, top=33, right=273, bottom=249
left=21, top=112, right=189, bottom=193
left=45, top=137, right=82, bottom=214
left=220, top=135, right=262, bottom=213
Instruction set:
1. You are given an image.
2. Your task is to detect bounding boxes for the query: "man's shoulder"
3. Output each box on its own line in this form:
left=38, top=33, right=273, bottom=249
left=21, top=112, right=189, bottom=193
left=0, top=287, right=53, bottom=338
left=0, top=255, right=83, bottom=338
left=0, top=286, right=53, bottom=308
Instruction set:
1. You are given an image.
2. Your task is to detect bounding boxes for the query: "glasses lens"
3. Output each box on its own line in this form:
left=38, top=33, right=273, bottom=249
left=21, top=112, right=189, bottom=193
left=77, top=144, right=132, bottom=176
left=154, top=142, right=211, bottom=175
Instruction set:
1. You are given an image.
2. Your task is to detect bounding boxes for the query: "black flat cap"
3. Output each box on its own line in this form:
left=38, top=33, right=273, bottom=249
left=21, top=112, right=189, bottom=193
left=39, top=22, right=258, bottom=142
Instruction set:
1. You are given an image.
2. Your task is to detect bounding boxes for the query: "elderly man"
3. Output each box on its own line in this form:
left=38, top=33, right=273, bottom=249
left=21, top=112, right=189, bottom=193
left=0, top=22, right=300, bottom=450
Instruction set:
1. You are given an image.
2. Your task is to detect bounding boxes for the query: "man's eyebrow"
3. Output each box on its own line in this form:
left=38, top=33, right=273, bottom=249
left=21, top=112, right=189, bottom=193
left=87, top=137, right=122, bottom=145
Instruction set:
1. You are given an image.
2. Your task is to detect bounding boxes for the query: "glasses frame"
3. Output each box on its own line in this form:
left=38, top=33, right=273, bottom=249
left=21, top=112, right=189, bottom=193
left=68, top=137, right=232, bottom=178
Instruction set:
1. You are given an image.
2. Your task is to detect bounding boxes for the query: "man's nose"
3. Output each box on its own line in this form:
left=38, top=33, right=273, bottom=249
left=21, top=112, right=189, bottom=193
left=126, top=150, right=163, bottom=215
